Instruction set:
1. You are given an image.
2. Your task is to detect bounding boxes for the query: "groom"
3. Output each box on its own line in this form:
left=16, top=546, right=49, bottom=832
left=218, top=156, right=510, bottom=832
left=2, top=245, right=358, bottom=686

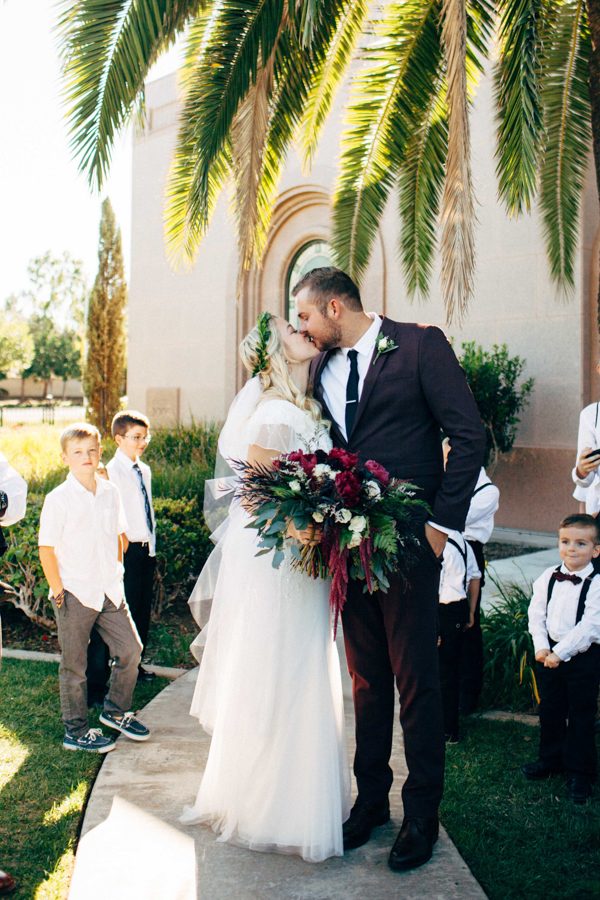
left=295, top=268, right=485, bottom=871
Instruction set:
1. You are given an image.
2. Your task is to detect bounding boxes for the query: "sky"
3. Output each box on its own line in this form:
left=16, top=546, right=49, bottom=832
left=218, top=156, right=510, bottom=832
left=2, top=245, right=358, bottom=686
left=0, top=0, right=180, bottom=304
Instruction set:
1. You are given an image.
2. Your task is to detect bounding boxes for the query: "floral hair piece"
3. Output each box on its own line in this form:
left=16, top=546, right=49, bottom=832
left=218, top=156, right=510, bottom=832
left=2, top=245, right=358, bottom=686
left=252, top=311, right=273, bottom=377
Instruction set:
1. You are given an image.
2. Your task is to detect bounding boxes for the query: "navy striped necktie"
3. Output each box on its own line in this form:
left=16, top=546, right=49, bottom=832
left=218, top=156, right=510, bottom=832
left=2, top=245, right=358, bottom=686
left=133, top=463, right=154, bottom=534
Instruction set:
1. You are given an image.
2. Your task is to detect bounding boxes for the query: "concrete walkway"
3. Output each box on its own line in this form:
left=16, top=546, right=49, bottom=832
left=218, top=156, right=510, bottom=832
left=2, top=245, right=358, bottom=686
left=69, top=546, right=557, bottom=900
left=481, top=548, right=558, bottom=612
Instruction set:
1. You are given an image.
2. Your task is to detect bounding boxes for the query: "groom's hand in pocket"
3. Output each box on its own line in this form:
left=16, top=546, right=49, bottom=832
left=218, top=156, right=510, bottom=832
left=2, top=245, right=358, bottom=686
left=286, top=520, right=322, bottom=547
left=424, top=523, right=447, bottom=559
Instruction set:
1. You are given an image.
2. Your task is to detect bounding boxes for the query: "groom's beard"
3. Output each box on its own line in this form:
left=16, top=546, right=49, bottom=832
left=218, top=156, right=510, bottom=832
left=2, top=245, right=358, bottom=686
left=312, top=322, right=343, bottom=352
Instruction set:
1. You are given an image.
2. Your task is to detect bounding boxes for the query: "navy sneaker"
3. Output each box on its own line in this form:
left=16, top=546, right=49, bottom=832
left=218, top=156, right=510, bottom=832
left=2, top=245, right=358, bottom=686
left=63, top=728, right=116, bottom=753
left=99, top=710, right=150, bottom=742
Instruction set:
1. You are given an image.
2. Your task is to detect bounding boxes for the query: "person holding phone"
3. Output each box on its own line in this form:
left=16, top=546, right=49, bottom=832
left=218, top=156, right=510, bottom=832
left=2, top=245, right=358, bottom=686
left=573, top=390, right=600, bottom=516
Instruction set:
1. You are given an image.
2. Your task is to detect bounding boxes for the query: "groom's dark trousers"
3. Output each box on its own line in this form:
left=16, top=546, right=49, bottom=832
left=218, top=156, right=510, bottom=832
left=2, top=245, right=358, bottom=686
left=312, top=319, right=486, bottom=819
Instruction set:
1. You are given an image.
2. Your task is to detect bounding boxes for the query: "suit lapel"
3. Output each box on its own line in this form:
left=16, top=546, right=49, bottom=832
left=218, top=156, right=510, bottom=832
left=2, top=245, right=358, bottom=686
left=350, top=317, right=398, bottom=438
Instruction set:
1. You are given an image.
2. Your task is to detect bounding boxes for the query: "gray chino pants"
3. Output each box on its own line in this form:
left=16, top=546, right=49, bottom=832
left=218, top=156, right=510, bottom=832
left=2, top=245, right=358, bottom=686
left=53, top=591, right=142, bottom=737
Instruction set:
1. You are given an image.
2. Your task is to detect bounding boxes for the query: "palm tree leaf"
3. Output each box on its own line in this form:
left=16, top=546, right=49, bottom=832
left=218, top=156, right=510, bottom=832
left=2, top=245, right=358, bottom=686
left=494, top=0, right=549, bottom=215
left=399, top=79, right=448, bottom=298
left=59, top=0, right=203, bottom=189
left=332, top=0, right=443, bottom=283
left=540, top=0, right=591, bottom=288
left=440, top=0, right=476, bottom=322
left=299, top=0, right=369, bottom=170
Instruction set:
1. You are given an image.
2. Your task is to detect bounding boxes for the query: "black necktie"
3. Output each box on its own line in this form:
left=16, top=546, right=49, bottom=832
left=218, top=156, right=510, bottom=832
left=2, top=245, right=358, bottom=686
left=133, top=463, right=154, bottom=534
left=554, top=570, right=582, bottom=585
left=345, top=349, right=359, bottom=438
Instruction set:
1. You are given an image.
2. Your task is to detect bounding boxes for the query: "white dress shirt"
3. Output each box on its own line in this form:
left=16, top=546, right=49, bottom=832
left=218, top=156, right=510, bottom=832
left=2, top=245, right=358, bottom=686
left=38, top=473, right=128, bottom=611
left=0, top=452, right=27, bottom=526
left=572, top=402, right=600, bottom=513
left=463, top=469, right=500, bottom=544
left=439, top=530, right=481, bottom=604
left=106, top=449, right=156, bottom=555
left=528, top=562, right=600, bottom=662
left=321, top=313, right=382, bottom=441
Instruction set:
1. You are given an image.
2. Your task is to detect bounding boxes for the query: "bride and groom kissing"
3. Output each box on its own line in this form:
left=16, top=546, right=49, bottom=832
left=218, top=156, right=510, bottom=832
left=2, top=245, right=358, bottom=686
left=181, top=267, right=486, bottom=872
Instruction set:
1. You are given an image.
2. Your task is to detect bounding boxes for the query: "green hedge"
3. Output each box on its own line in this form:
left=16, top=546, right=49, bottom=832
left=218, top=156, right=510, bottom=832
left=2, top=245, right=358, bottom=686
left=0, top=495, right=212, bottom=632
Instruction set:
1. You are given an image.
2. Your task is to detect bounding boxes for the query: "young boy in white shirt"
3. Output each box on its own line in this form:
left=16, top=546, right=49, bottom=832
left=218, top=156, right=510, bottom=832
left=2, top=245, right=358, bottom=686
left=39, top=423, right=150, bottom=753
left=523, top=514, right=600, bottom=803
left=438, top=531, right=481, bottom=743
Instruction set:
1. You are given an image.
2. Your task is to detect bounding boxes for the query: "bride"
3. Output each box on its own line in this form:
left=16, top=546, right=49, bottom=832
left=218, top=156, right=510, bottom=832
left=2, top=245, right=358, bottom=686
left=180, top=312, right=350, bottom=862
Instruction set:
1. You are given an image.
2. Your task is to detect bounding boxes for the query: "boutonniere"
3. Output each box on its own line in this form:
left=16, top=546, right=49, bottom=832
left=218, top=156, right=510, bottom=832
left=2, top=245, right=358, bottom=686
left=373, top=334, right=398, bottom=364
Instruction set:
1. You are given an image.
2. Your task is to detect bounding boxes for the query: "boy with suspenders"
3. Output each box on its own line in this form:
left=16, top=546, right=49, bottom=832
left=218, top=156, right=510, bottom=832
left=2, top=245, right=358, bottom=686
left=523, top=514, right=600, bottom=803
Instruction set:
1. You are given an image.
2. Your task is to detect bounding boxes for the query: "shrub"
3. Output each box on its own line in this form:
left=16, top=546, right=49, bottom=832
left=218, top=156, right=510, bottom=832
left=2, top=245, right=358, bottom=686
left=458, top=342, right=534, bottom=469
left=480, top=577, right=539, bottom=712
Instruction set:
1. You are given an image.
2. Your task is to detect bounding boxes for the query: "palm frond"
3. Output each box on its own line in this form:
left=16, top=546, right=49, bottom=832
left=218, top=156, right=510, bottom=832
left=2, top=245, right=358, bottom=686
left=399, top=79, right=448, bottom=298
left=59, top=0, right=202, bottom=189
left=494, top=0, right=548, bottom=215
left=540, top=0, right=591, bottom=289
left=440, top=0, right=476, bottom=323
left=466, top=0, right=494, bottom=93
left=299, top=0, right=369, bottom=170
left=332, top=0, right=442, bottom=283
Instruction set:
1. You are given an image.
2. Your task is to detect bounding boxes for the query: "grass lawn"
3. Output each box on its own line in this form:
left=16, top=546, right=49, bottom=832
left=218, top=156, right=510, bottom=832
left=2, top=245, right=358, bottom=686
left=442, top=717, right=600, bottom=899
left=0, top=658, right=167, bottom=899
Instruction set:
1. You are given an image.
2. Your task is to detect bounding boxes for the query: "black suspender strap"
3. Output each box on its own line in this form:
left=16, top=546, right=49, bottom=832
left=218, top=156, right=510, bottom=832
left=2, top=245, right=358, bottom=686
left=595, top=402, right=599, bottom=430
left=546, top=567, right=596, bottom=624
left=472, top=481, right=493, bottom=497
left=447, top=537, right=468, bottom=593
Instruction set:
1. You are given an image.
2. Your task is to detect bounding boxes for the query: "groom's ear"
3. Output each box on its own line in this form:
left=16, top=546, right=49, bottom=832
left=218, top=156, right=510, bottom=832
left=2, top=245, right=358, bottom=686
left=328, top=297, right=343, bottom=318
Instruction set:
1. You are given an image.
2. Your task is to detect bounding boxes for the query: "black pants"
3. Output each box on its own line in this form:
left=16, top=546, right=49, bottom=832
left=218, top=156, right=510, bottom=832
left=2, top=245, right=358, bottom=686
left=536, top=644, right=600, bottom=777
left=438, top=599, right=469, bottom=738
left=341, top=542, right=445, bottom=819
left=460, top=539, right=485, bottom=712
left=87, top=543, right=156, bottom=699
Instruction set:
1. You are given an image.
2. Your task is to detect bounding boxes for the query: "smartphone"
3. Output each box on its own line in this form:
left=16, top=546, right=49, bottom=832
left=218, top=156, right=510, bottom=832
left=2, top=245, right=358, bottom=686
left=584, top=448, right=600, bottom=460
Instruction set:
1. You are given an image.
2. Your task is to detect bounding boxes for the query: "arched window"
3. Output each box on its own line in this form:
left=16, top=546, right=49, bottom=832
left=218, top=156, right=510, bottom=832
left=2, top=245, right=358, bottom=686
left=285, top=240, right=332, bottom=324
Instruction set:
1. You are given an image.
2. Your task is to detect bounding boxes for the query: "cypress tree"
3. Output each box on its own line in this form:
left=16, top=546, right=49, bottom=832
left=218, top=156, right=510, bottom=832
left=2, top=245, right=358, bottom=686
left=84, top=198, right=127, bottom=436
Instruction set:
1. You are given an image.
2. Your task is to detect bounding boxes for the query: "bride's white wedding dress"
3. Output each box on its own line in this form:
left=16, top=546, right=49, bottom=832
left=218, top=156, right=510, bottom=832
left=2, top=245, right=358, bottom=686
left=181, top=384, right=350, bottom=862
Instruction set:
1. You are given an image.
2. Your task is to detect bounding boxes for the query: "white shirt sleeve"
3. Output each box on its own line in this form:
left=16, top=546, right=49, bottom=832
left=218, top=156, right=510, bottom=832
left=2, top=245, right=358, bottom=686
left=528, top=569, right=552, bottom=655
left=464, top=478, right=500, bottom=542
left=466, top=542, right=481, bottom=583
left=553, top=579, right=600, bottom=662
left=38, top=492, right=64, bottom=548
left=572, top=405, right=599, bottom=489
left=116, top=489, right=128, bottom=535
left=0, top=453, right=27, bottom=526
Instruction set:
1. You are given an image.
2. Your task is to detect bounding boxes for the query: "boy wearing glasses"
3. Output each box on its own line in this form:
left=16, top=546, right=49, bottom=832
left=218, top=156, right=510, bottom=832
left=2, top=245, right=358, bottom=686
left=39, top=423, right=149, bottom=752
left=106, top=411, right=157, bottom=682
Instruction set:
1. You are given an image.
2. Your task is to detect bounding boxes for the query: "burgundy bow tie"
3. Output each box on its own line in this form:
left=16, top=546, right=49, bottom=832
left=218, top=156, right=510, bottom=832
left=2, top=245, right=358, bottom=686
left=554, top=570, right=582, bottom=585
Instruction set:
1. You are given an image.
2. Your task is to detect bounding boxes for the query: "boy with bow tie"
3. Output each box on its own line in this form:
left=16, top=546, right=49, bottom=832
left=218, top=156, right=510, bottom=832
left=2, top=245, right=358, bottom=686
left=523, top=514, right=600, bottom=803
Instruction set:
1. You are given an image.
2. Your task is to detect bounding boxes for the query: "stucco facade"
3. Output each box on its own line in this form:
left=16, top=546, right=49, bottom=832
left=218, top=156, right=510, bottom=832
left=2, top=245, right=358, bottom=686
left=128, top=68, right=599, bottom=533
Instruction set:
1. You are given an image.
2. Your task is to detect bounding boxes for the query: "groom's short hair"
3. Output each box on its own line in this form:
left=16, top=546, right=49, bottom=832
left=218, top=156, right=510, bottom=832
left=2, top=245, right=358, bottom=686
left=291, top=267, right=362, bottom=312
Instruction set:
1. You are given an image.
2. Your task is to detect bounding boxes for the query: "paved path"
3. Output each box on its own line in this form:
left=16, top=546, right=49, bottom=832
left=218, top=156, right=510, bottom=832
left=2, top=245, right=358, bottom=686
left=69, top=547, right=557, bottom=900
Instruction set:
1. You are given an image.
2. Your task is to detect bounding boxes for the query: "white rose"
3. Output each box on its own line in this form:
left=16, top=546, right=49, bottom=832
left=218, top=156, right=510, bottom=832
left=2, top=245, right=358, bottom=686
left=335, top=508, right=352, bottom=524
left=349, top=515, right=367, bottom=533
left=365, top=480, right=381, bottom=499
left=313, top=463, right=334, bottom=479
left=289, top=480, right=302, bottom=492
left=348, top=532, right=362, bottom=549
left=312, top=511, right=325, bottom=522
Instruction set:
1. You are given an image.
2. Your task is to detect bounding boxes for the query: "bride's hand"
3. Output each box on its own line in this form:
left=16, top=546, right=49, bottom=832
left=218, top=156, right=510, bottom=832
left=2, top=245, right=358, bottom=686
left=286, top=520, right=322, bottom=547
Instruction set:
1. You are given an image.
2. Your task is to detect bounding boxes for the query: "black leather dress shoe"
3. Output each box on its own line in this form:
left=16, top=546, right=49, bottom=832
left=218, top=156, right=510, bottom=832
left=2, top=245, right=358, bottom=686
left=343, top=800, right=390, bottom=851
left=388, top=817, right=439, bottom=871
left=566, top=774, right=592, bottom=804
left=521, top=759, right=563, bottom=780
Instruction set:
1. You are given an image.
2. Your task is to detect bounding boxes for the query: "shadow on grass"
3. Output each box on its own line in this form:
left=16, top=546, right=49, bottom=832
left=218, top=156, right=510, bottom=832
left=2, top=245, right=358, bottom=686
left=0, top=658, right=166, bottom=898
left=441, top=717, right=600, bottom=899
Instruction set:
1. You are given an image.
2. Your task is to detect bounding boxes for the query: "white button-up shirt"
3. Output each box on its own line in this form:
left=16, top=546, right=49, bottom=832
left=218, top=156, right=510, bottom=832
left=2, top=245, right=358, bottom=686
left=321, top=313, right=382, bottom=442
left=528, top=562, right=600, bottom=662
left=463, top=469, right=500, bottom=544
left=439, top=530, right=481, bottom=604
left=106, top=449, right=156, bottom=555
left=572, top=402, right=600, bottom=513
left=38, top=473, right=128, bottom=611
left=0, top=452, right=27, bottom=526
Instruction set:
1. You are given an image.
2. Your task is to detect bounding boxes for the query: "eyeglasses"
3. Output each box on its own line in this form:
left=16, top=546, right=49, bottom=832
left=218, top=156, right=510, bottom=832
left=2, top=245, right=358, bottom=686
left=124, top=433, right=151, bottom=444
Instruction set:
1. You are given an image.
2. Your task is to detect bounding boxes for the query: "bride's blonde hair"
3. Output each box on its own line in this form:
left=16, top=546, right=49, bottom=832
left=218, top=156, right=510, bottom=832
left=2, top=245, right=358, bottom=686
left=239, top=313, right=324, bottom=423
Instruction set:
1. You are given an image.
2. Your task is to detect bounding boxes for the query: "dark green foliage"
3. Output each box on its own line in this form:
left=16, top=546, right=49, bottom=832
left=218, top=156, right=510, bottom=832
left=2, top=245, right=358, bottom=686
left=459, top=341, right=534, bottom=467
left=480, top=577, right=539, bottom=712
left=153, top=497, right=213, bottom=614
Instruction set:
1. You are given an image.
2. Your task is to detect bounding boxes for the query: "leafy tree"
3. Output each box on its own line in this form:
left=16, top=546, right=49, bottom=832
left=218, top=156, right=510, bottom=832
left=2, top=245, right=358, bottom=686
left=0, top=312, right=34, bottom=378
left=459, top=341, right=534, bottom=469
left=59, top=0, right=597, bottom=322
left=9, top=251, right=87, bottom=331
left=84, top=198, right=127, bottom=435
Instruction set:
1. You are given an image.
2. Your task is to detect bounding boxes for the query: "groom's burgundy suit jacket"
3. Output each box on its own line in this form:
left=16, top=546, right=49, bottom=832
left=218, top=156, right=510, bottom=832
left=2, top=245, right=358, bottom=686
left=310, top=318, right=486, bottom=532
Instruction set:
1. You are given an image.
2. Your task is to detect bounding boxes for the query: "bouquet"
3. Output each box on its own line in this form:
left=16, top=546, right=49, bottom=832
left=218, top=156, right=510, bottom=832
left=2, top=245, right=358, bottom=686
left=234, top=448, right=430, bottom=630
